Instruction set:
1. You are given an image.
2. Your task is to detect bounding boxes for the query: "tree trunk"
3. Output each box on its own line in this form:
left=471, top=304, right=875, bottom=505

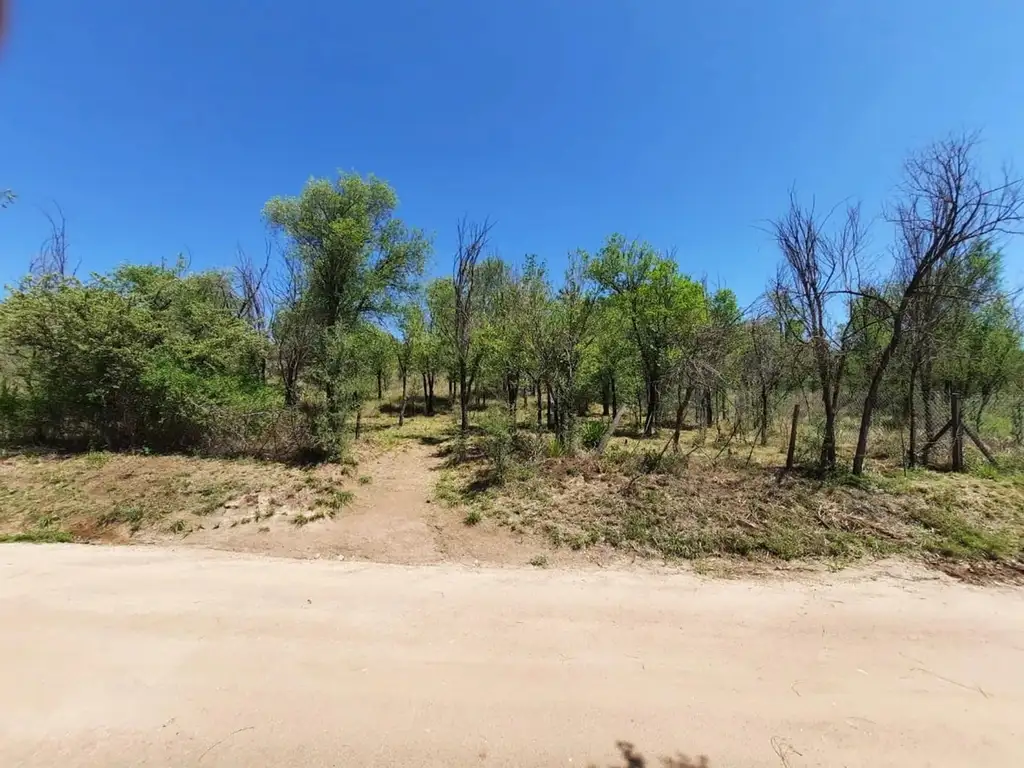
left=426, top=373, right=435, bottom=416
left=546, top=386, right=554, bottom=429
left=377, top=371, right=383, bottom=400
left=458, top=362, right=469, bottom=432
left=283, top=378, right=297, bottom=407
left=820, top=404, right=837, bottom=471
left=759, top=386, right=769, bottom=446
left=908, top=368, right=917, bottom=468
left=853, top=314, right=906, bottom=475
left=642, top=378, right=659, bottom=437
left=506, top=374, right=518, bottom=416
left=611, top=376, right=618, bottom=418
left=536, top=377, right=543, bottom=428
left=909, top=356, right=925, bottom=468
left=671, top=386, right=694, bottom=451
left=398, top=371, right=408, bottom=427
left=702, top=389, right=713, bottom=428
left=601, top=379, right=611, bottom=417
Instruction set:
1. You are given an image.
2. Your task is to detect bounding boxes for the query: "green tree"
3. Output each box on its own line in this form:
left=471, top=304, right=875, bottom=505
left=263, top=173, right=430, bottom=451
left=587, top=235, right=706, bottom=436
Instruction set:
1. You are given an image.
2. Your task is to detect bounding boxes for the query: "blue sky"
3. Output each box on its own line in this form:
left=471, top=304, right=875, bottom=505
left=2, top=0, right=1023, bottom=303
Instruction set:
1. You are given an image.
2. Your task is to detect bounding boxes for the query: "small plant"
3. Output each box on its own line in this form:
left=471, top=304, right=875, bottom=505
left=580, top=419, right=607, bottom=451
left=480, top=410, right=516, bottom=484
left=544, top=438, right=566, bottom=458
left=84, top=451, right=112, bottom=468
left=358, top=475, right=373, bottom=485
left=528, top=554, right=549, bottom=567
left=464, top=509, right=482, bottom=526
left=329, top=489, right=355, bottom=509
left=98, top=504, right=146, bottom=532
left=291, top=510, right=329, bottom=527
left=167, top=519, right=189, bottom=534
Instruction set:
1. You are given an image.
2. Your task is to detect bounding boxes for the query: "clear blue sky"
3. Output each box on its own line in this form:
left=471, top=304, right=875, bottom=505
left=3, top=0, right=1024, bottom=303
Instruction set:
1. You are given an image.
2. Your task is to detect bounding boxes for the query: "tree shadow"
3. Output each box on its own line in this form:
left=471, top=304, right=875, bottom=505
left=590, top=741, right=712, bottom=768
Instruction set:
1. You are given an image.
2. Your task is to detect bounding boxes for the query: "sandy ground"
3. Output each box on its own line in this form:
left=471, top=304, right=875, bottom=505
left=2, top=544, right=1023, bottom=767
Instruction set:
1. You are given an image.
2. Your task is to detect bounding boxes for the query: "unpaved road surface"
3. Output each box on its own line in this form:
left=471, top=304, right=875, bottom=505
left=2, top=545, right=1023, bottom=767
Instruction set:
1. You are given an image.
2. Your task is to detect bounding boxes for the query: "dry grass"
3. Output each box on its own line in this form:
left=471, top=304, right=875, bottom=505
left=0, top=450, right=355, bottom=542
left=436, top=421, right=1024, bottom=579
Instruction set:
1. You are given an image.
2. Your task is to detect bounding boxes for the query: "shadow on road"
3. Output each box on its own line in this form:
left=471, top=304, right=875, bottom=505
left=592, top=741, right=711, bottom=768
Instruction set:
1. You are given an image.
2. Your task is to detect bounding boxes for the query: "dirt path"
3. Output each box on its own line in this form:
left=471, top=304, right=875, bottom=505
left=180, top=440, right=540, bottom=565
left=3, top=543, right=1023, bottom=767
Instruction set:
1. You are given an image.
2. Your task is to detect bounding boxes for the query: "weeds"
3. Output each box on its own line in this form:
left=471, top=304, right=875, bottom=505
left=0, top=529, right=74, bottom=543
left=463, top=509, right=482, bottom=526
left=167, top=519, right=189, bottom=534
left=580, top=419, right=607, bottom=451
left=291, top=510, right=332, bottom=527
left=324, top=489, right=355, bottom=510
left=528, top=554, right=549, bottom=567
left=98, top=505, right=146, bottom=532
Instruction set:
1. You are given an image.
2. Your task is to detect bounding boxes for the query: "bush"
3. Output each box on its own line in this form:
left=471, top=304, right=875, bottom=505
left=0, top=268, right=273, bottom=454
left=580, top=419, right=607, bottom=451
left=480, top=410, right=516, bottom=484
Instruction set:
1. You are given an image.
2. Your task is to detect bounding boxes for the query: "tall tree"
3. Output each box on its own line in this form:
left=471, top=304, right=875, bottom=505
left=588, top=235, right=706, bottom=436
left=451, top=218, right=493, bottom=433
left=771, top=196, right=863, bottom=471
left=263, top=173, right=429, bottom=448
left=851, top=135, right=1024, bottom=474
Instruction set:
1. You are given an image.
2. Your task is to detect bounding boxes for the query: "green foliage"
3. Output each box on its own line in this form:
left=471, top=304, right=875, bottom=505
left=480, top=409, right=516, bottom=484
left=0, top=266, right=271, bottom=453
left=587, top=235, right=709, bottom=434
left=580, top=419, right=607, bottom=451
left=264, top=173, right=430, bottom=452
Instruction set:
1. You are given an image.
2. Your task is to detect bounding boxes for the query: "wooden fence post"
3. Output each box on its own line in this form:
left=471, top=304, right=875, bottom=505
left=951, top=392, right=964, bottom=472
left=786, top=403, right=800, bottom=470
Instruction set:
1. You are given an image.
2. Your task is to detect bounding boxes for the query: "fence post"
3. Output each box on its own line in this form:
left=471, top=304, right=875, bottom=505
left=786, top=403, right=800, bottom=470
left=950, top=392, right=964, bottom=472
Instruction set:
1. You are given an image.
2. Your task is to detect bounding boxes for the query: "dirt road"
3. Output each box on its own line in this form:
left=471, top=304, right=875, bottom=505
left=2, top=545, right=1022, bottom=767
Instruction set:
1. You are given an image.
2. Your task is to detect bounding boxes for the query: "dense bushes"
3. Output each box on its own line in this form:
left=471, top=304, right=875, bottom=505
left=0, top=266, right=276, bottom=454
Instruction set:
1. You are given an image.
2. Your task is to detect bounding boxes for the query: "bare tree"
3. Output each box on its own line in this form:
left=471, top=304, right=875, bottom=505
left=851, top=135, right=1024, bottom=474
left=235, top=241, right=271, bottom=329
left=270, top=247, right=315, bottom=407
left=452, top=217, right=493, bottom=433
left=771, top=195, right=863, bottom=471
left=234, top=241, right=272, bottom=383
left=30, top=203, right=76, bottom=277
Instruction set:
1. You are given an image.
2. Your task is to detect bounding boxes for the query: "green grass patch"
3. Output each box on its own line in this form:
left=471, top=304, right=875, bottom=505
left=0, top=529, right=74, bottom=544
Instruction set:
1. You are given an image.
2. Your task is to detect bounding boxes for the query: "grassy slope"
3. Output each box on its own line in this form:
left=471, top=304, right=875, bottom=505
left=3, top=396, right=1024, bottom=581
left=436, top=420, right=1024, bottom=579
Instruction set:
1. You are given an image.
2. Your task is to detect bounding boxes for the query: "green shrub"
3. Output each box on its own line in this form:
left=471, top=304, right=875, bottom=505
left=480, top=410, right=516, bottom=484
left=580, top=419, right=607, bottom=451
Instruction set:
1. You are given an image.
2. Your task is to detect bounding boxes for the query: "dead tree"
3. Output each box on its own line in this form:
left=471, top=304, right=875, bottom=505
left=235, top=241, right=272, bottom=383
left=453, top=217, right=493, bottom=433
left=851, top=134, right=1024, bottom=475
left=30, top=203, right=76, bottom=277
left=771, top=195, right=863, bottom=471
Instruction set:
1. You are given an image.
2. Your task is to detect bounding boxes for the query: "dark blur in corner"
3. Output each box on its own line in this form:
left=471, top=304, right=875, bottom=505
left=0, top=1, right=7, bottom=54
